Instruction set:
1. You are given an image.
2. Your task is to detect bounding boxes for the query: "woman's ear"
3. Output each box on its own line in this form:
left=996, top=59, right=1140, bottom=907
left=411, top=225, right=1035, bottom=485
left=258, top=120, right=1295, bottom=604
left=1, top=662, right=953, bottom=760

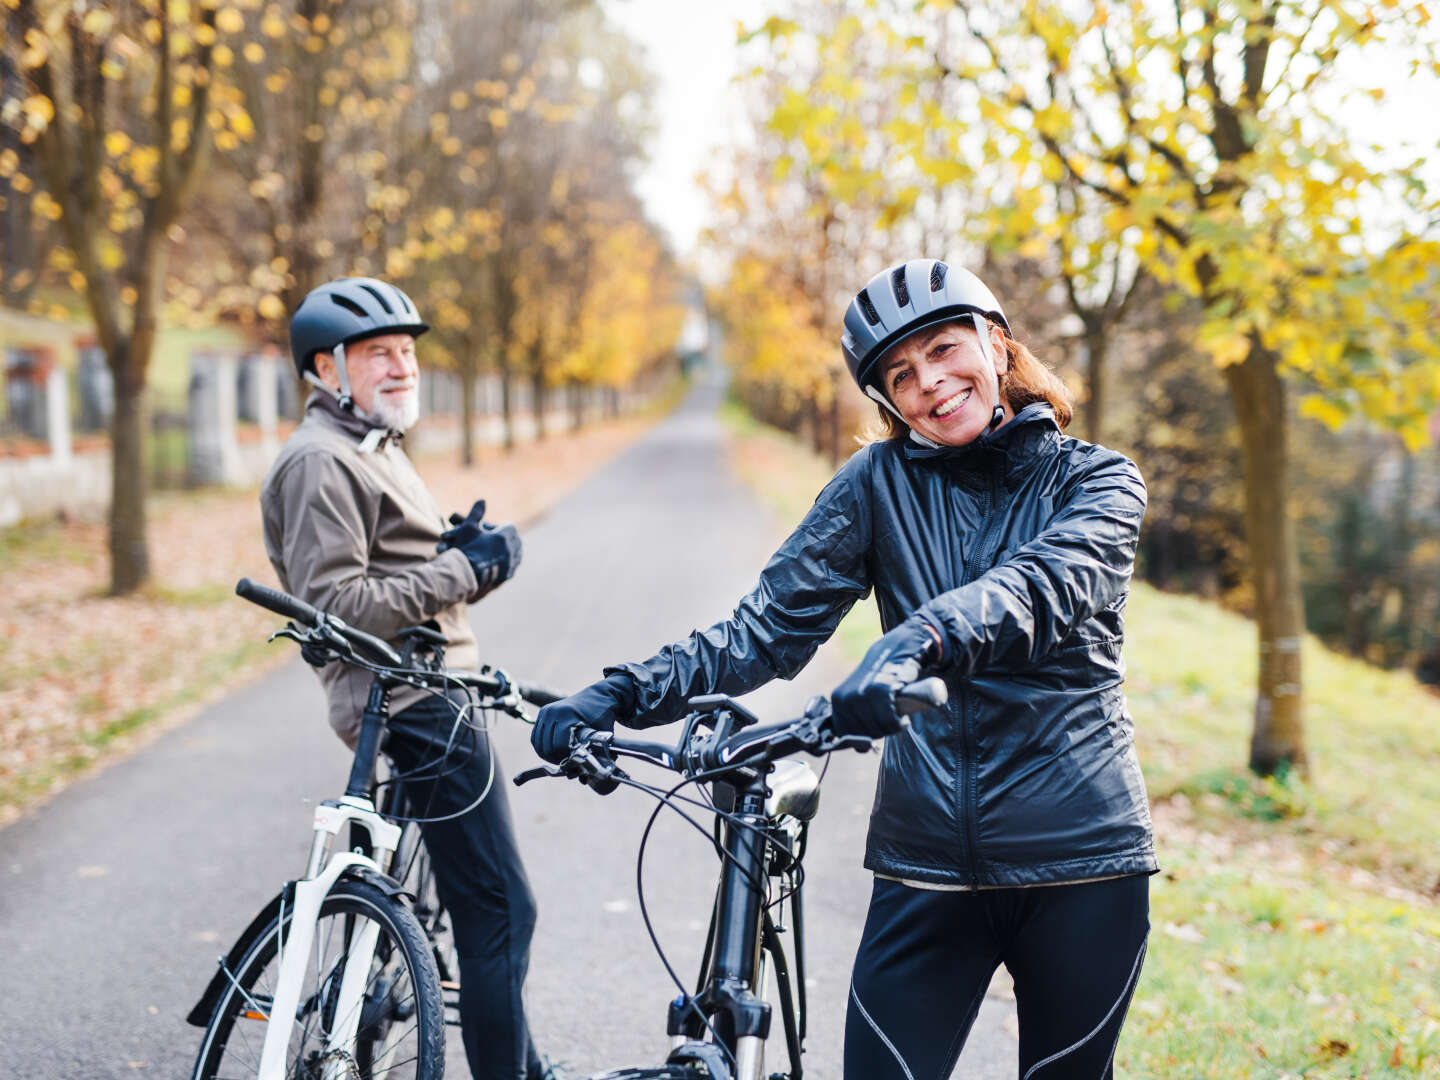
left=990, top=327, right=1009, bottom=375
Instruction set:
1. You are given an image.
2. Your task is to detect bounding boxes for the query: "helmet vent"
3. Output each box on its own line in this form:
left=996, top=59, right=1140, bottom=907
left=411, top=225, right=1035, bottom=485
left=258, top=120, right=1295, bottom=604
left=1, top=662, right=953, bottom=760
left=890, top=267, right=909, bottom=308
left=330, top=294, right=368, bottom=318
left=858, top=289, right=881, bottom=326
left=929, top=262, right=947, bottom=292
left=358, top=282, right=394, bottom=314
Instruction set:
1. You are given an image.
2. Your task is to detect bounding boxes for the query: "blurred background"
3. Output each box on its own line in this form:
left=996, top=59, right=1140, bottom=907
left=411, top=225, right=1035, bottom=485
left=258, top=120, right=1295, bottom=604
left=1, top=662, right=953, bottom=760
left=2, top=0, right=1439, bottom=1075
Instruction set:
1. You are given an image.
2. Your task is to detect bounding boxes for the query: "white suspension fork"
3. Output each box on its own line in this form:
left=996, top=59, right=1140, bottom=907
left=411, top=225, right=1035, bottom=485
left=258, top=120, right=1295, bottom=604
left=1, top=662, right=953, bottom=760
left=257, top=800, right=401, bottom=1080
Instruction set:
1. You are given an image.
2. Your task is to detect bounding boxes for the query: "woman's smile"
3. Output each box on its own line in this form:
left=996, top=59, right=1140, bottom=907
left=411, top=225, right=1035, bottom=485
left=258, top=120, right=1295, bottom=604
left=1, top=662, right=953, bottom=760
left=931, top=387, right=972, bottom=418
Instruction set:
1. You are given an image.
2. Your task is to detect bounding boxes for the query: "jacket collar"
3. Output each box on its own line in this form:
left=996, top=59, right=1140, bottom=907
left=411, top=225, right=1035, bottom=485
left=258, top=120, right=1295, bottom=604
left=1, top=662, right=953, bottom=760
left=306, top=390, right=404, bottom=453
left=901, top=403, right=1060, bottom=484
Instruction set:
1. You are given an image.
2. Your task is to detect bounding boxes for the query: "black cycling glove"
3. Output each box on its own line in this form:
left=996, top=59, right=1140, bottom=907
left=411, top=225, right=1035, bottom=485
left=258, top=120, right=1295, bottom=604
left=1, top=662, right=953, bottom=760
left=438, top=499, right=488, bottom=549
left=438, top=499, right=523, bottom=593
left=831, top=616, right=941, bottom=738
left=531, top=674, right=637, bottom=764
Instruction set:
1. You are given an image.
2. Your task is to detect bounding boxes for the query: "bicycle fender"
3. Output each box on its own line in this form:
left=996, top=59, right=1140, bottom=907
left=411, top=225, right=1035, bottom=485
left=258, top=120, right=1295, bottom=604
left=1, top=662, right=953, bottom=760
left=185, top=881, right=297, bottom=1027
left=666, top=1040, right=733, bottom=1078
left=341, top=864, right=410, bottom=902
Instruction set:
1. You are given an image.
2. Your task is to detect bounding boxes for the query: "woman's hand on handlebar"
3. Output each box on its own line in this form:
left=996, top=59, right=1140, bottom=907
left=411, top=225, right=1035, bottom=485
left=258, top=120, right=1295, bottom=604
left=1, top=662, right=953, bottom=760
left=831, top=616, right=943, bottom=738
left=530, top=673, right=638, bottom=764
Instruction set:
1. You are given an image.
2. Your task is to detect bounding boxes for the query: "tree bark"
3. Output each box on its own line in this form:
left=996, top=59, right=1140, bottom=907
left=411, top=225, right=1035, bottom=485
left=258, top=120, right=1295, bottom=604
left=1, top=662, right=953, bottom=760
left=498, top=366, right=514, bottom=452
left=1083, top=323, right=1108, bottom=445
left=458, top=358, right=477, bottom=468
left=108, top=370, right=150, bottom=593
left=532, top=369, right=547, bottom=441
left=1222, top=346, right=1307, bottom=777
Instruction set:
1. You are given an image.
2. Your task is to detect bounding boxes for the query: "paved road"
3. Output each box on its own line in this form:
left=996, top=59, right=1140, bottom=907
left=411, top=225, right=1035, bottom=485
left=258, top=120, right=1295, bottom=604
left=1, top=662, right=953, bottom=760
left=0, top=372, right=1015, bottom=1078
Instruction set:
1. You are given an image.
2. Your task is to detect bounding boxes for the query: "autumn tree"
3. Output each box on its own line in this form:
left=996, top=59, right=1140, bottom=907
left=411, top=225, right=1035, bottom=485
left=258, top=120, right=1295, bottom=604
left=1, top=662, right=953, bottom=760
left=742, top=0, right=1440, bottom=776
left=1, top=0, right=261, bottom=591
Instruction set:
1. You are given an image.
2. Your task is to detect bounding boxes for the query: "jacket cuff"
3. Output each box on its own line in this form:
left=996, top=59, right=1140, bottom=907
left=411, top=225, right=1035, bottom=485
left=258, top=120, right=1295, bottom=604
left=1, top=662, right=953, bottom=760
left=436, top=546, right=484, bottom=604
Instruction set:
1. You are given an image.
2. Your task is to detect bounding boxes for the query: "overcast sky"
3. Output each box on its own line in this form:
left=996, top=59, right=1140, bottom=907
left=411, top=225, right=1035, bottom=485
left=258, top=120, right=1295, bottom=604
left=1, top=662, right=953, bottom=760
left=601, top=0, right=770, bottom=261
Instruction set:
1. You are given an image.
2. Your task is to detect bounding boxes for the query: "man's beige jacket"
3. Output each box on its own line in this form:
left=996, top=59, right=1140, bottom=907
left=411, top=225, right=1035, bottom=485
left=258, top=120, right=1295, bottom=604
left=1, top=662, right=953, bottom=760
left=260, top=391, right=481, bottom=746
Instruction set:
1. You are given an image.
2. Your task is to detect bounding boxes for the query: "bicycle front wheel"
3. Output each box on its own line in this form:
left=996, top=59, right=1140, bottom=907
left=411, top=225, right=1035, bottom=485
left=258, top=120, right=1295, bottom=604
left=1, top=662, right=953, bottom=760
left=191, top=877, right=445, bottom=1080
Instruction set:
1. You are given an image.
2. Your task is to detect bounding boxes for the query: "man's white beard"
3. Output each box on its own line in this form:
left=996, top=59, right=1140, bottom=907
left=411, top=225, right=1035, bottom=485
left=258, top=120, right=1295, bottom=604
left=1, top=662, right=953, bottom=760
left=365, top=384, right=420, bottom=432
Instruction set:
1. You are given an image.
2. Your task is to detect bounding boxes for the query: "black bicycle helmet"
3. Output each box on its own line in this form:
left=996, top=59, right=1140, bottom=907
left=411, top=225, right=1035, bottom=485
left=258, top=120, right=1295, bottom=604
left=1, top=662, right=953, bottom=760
left=841, top=259, right=1009, bottom=393
left=288, top=277, right=430, bottom=379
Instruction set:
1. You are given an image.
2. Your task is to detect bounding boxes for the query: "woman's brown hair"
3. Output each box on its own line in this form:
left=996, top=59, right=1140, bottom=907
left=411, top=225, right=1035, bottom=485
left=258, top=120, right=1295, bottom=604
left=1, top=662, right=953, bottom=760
left=865, top=320, right=1074, bottom=441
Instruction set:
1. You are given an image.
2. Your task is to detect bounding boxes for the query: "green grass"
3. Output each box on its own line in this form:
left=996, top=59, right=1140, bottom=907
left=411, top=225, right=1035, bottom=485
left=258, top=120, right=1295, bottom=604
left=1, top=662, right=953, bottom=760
left=721, top=404, right=1440, bottom=1079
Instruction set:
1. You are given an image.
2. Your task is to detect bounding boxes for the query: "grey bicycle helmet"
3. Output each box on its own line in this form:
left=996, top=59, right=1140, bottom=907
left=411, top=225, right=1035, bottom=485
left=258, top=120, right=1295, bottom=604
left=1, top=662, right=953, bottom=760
left=288, top=277, right=430, bottom=379
left=841, top=259, right=1009, bottom=393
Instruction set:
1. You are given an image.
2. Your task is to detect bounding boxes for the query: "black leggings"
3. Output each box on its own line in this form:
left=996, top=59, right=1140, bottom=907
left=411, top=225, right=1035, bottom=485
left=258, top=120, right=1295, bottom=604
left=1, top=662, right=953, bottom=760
left=845, top=875, right=1150, bottom=1080
left=386, top=692, right=544, bottom=1080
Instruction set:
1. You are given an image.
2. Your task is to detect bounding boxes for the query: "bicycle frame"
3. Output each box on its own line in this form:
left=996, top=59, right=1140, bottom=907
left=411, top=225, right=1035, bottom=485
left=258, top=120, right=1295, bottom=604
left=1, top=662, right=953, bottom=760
left=660, top=761, right=819, bottom=1080
left=194, top=578, right=567, bottom=1080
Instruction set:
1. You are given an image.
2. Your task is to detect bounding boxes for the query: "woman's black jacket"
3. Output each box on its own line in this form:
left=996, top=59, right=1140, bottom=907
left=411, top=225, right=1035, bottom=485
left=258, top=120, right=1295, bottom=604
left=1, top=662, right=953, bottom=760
left=609, top=405, right=1158, bottom=887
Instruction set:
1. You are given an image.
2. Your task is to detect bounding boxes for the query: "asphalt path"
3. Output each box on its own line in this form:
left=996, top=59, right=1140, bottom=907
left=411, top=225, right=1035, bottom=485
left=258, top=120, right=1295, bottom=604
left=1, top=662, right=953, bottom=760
left=0, top=371, right=1015, bottom=1079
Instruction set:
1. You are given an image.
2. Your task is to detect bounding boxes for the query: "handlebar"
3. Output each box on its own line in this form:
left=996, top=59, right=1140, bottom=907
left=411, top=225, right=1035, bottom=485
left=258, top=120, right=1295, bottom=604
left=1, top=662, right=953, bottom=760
left=514, top=676, right=949, bottom=794
left=235, top=577, right=565, bottom=708
left=236, top=577, right=403, bottom=667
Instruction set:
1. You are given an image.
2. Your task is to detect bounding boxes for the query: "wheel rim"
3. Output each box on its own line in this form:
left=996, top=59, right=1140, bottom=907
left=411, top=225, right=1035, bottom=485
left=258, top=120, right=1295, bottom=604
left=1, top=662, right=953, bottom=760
left=195, top=886, right=436, bottom=1080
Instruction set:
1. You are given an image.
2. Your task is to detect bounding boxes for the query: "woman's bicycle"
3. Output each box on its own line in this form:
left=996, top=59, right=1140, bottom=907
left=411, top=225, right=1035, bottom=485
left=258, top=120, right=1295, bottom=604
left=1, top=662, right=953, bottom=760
left=186, top=577, right=560, bottom=1080
left=515, top=677, right=947, bottom=1080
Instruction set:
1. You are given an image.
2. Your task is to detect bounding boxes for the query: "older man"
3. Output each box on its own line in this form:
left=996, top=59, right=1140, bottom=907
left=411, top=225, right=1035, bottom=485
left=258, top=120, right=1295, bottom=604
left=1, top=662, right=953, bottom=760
left=260, top=277, right=549, bottom=1080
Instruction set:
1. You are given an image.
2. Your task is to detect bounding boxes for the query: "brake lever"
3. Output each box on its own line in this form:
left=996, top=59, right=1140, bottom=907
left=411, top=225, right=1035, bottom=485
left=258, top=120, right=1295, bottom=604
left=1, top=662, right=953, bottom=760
left=268, top=625, right=307, bottom=646
left=513, top=764, right=563, bottom=786
left=569, top=743, right=626, bottom=796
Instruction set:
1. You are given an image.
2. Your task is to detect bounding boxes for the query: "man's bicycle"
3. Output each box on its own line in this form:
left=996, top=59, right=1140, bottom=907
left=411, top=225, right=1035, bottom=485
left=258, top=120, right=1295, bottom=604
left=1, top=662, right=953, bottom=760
left=187, top=578, right=560, bottom=1080
left=515, top=678, right=947, bottom=1080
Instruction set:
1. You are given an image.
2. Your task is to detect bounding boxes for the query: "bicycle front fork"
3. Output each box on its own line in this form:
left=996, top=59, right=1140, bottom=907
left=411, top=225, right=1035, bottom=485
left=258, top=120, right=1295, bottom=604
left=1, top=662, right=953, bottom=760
left=255, top=798, right=403, bottom=1080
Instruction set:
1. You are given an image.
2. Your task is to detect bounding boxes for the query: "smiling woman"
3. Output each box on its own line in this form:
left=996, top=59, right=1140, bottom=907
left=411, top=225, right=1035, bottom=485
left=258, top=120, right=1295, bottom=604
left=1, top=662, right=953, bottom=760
left=531, top=256, right=1154, bottom=1080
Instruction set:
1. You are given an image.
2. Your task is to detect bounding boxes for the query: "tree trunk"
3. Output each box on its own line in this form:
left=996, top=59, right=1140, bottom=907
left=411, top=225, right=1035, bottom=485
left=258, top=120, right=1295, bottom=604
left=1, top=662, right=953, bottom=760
left=498, top=366, right=514, bottom=452
left=458, top=360, right=476, bottom=467
left=532, top=370, right=546, bottom=441
left=1084, top=323, right=1108, bottom=445
left=1222, top=346, right=1307, bottom=777
left=108, top=368, right=150, bottom=594
left=569, top=380, right=583, bottom=432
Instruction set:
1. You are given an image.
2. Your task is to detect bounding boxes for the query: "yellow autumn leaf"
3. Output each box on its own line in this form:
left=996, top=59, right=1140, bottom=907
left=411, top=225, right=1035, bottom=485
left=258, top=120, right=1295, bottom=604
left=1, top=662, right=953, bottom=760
left=81, top=8, right=114, bottom=35
left=1205, top=333, right=1251, bottom=368
left=22, top=95, right=55, bottom=125
left=1299, top=395, right=1350, bottom=430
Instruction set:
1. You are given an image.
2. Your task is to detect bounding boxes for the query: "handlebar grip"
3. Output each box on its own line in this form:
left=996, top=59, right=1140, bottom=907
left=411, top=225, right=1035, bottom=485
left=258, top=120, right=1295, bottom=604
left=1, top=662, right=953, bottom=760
left=236, top=577, right=321, bottom=627
left=895, top=676, right=948, bottom=717
left=344, top=625, right=404, bottom=667
left=517, top=682, right=566, bottom=707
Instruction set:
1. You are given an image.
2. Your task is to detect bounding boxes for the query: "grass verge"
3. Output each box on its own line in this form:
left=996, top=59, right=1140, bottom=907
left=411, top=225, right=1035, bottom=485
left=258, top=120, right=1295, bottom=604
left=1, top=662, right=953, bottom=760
left=721, top=402, right=1440, bottom=1079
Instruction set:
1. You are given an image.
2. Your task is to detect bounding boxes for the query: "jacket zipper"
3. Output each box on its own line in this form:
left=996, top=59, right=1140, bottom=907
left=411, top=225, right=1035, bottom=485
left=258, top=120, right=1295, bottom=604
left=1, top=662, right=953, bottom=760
left=959, top=469, right=1007, bottom=887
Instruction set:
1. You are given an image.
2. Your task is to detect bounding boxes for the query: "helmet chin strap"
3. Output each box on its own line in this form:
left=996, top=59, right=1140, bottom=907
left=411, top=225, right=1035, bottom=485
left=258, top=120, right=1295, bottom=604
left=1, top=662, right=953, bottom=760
left=971, top=312, right=1005, bottom=433
left=864, top=384, right=942, bottom=449
left=303, top=341, right=356, bottom=412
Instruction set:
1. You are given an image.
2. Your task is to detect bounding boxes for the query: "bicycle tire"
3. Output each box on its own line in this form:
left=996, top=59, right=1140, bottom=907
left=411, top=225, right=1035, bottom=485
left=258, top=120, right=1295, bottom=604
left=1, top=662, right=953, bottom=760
left=585, top=1069, right=708, bottom=1080
left=396, top=826, right=460, bottom=994
left=191, top=877, right=445, bottom=1080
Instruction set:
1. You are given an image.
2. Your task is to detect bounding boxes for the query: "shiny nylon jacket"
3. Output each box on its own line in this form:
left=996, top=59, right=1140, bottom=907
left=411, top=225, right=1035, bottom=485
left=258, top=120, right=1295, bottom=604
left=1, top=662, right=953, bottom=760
left=611, top=405, right=1157, bottom=887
